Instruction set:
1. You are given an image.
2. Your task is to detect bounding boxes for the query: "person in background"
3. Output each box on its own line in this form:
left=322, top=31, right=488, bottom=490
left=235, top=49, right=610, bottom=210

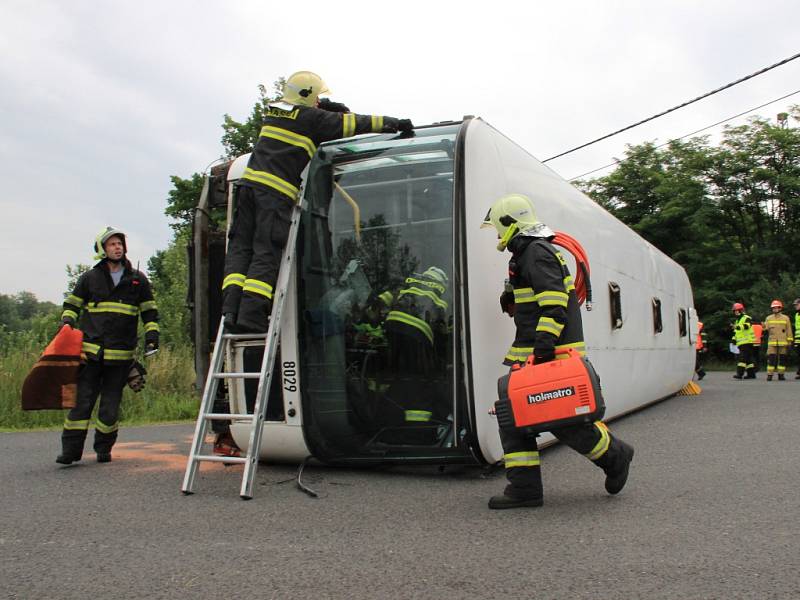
left=763, top=299, right=793, bottom=381
left=695, top=320, right=708, bottom=380
left=731, top=302, right=757, bottom=380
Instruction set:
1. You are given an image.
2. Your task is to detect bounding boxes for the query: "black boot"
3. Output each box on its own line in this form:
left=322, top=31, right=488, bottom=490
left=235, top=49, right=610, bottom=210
left=489, top=467, right=543, bottom=510
left=767, top=374, right=773, bottom=381
left=488, top=494, right=544, bottom=509
left=96, top=453, right=112, bottom=463
left=733, top=366, right=744, bottom=379
left=778, top=373, right=786, bottom=381
left=697, top=369, right=706, bottom=381
left=56, top=454, right=80, bottom=465
left=595, top=438, right=634, bottom=495
left=745, top=368, right=757, bottom=379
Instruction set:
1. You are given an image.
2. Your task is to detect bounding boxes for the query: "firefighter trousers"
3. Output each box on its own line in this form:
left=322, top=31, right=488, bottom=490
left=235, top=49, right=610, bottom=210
left=766, top=346, right=788, bottom=374
left=735, top=343, right=756, bottom=377
left=222, top=185, right=293, bottom=332
left=61, top=359, right=130, bottom=459
left=498, top=420, right=622, bottom=498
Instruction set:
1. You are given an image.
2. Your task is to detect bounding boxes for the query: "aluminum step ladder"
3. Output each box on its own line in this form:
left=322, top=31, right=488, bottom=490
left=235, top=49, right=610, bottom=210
left=181, top=198, right=304, bottom=499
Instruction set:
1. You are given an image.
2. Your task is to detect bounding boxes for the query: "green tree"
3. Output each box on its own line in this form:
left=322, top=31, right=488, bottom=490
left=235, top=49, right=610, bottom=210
left=147, top=230, right=191, bottom=347
left=579, top=105, right=800, bottom=357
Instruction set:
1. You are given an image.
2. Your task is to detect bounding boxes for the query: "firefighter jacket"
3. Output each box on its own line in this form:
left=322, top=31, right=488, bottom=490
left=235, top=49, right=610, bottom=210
left=732, top=314, right=756, bottom=347
left=240, top=103, right=403, bottom=202
left=795, top=312, right=800, bottom=345
left=696, top=322, right=707, bottom=351
left=763, top=312, right=793, bottom=347
left=504, top=235, right=584, bottom=365
left=61, top=260, right=159, bottom=363
left=384, top=273, right=447, bottom=348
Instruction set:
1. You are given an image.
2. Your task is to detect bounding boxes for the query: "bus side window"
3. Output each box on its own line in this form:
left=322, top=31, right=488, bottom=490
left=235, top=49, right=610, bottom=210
left=678, top=308, right=687, bottom=337
left=652, top=298, right=663, bottom=334
left=609, top=282, right=623, bottom=330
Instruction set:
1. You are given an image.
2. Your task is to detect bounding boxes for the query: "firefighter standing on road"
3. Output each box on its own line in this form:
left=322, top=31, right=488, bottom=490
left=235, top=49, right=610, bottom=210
left=695, top=320, right=708, bottom=380
left=794, top=298, right=800, bottom=380
left=732, top=303, right=757, bottom=379
left=482, top=193, right=634, bottom=509
left=763, top=299, right=793, bottom=381
left=222, top=71, right=414, bottom=333
left=57, top=228, right=159, bottom=464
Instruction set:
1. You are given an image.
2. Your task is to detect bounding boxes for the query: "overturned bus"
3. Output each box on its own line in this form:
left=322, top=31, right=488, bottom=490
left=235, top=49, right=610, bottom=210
left=188, top=117, right=696, bottom=467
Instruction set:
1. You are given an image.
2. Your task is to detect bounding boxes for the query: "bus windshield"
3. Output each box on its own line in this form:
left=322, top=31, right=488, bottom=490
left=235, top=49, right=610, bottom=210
left=297, top=126, right=464, bottom=462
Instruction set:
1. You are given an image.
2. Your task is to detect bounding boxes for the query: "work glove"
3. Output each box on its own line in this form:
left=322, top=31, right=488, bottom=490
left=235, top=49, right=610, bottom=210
left=397, top=119, right=414, bottom=133
left=533, top=347, right=555, bottom=364
left=127, top=360, right=147, bottom=393
left=500, top=291, right=515, bottom=317
left=144, top=341, right=159, bottom=358
left=318, top=98, right=350, bottom=113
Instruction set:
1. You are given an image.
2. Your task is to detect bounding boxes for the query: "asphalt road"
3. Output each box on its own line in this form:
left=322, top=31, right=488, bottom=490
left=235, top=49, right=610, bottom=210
left=2, top=371, right=800, bottom=599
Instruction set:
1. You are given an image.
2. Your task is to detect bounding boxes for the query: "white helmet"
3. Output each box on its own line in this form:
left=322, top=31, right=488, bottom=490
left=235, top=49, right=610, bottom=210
left=282, top=71, right=330, bottom=107
left=423, top=266, right=449, bottom=286
left=93, top=226, right=127, bottom=260
left=481, top=193, right=548, bottom=251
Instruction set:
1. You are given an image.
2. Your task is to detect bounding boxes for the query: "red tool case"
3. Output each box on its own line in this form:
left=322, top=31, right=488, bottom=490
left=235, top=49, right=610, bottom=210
left=495, top=348, right=605, bottom=433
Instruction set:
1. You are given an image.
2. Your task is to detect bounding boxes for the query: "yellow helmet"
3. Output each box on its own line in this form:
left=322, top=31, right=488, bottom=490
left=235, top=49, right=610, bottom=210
left=481, top=193, right=541, bottom=250
left=93, top=226, right=127, bottom=260
left=282, top=71, right=330, bottom=107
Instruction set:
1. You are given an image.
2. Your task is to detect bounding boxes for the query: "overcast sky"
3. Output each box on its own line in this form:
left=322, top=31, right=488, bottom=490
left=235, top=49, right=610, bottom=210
left=1, top=0, right=798, bottom=303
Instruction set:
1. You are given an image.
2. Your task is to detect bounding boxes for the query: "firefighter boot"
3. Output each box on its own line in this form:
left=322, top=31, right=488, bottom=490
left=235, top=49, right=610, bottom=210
left=595, top=437, right=634, bottom=495
left=236, top=297, right=272, bottom=334
left=55, top=454, right=80, bottom=465
left=58, top=429, right=87, bottom=464
left=733, top=365, right=744, bottom=379
left=745, top=367, right=757, bottom=379
left=489, top=466, right=544, bottom=509
left=767, top=374, right=773, bottom=381
left=97, top=453, right=112, bottom=463
left=778, top=373, right=786, bottom=381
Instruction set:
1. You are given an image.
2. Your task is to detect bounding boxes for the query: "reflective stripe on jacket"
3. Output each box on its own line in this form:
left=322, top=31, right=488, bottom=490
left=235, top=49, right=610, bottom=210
left=732, top=314, right=756, bottom=346
left=61, top=260, right=159, bottom=362
left=504, top=236, right=584, bottom=366
left=763, top=313, right=793, bottom=347
left=241, top=104, right=401, bottom=201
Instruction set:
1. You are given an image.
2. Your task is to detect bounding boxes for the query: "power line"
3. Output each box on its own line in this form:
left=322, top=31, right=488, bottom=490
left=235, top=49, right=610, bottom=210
left=566, top=88, right=800, bottom=181
left=542, top=50, right=800, bottom=163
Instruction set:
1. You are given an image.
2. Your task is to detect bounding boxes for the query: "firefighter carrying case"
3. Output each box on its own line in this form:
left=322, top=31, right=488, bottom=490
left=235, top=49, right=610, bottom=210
left=495, top=348, right=605, bottom=433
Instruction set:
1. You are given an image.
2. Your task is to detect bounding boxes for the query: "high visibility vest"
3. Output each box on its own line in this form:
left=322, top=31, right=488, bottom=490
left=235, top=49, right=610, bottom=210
left=733, top=314, right=756, bottom=346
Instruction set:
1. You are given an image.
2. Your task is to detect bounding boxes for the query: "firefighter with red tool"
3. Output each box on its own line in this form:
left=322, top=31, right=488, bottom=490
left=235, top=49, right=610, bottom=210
left=482, top=193, right=634, bottom=509
left=222, top=71, right=414, bottom=333
left=56, top=227, right=159, bottom=464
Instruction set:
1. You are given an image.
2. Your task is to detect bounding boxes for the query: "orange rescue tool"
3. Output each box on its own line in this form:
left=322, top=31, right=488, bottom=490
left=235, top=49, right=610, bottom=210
left=495, top=347, right=605, bottom=433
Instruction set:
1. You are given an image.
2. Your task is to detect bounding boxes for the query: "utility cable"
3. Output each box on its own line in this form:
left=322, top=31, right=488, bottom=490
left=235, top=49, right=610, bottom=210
left=567, top=88, right=800, bottom=181
left=542, top=51, right=800, bottom=163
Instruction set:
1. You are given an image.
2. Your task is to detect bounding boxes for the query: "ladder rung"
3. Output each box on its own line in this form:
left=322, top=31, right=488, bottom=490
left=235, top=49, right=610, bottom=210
left=222, top=332, right=269, bottom=341
left=193, top=454, right=248, bottom=464
left=204, top=413, right=255, bottom=421
left=212, top=372, right=260, bottom=379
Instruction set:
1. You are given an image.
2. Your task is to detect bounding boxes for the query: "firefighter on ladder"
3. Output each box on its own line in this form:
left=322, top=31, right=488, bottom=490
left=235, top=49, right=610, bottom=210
left=222, top=71, right=413, bottom=333
left=57, top=227, right=159, bottom=464
left=731, top=302, right=757, bottom=379
left=482, top=193, right=634, bottom=509
left=763, top=299, right=793, bottom=381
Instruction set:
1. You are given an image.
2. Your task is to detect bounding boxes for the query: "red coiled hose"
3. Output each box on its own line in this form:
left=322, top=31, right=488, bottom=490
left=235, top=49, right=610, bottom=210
left=553, top=232, right=592, bottom=308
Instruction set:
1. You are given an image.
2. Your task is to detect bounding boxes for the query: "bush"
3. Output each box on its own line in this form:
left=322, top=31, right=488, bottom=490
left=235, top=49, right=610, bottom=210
left=0, top=326, right=198, bottom=431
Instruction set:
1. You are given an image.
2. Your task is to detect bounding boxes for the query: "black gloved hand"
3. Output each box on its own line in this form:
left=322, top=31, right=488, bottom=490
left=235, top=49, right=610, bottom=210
left=499, top=291, right=515, bottom=317
left=397, top=119, right=414, bottom=133
left=318, top=98, right=350, bottom=113
left=533, top=347, right=555, bottom=364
